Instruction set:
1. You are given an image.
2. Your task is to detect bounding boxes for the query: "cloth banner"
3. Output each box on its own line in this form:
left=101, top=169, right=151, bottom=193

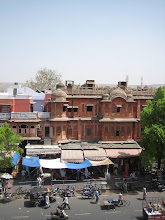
left=65, top=159, right=92, bottom=169
left=39, top=158, right=67, bottom=169
left=12, top=153, right=20, bottom=165
left=22, top=157, right=40, bottom=167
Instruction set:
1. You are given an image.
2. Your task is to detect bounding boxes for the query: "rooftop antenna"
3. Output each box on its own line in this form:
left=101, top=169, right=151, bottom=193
left=141, top=76, right=143, bottom=88
left=126, top=75, right=129, bottom=83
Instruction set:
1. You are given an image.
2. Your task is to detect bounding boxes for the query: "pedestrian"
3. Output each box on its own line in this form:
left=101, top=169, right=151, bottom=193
left=60, top=169, right=66, bottom=180
left=41, top=175, right=44, bottom=186
left=61, top=195, right=71, bottom=209
left=107, top=171, right=111, bottom=183
left=85, top=167, right=89, bottom=179
left=143, top=186, right=147, bottom=200
left=123, top=179, right=128, bottom=193
left=95, top=189, right=99, bottom=203
left=21, top=169, right=26, bottom=179
left=76, top=169, right=80, bottom=181
left=37, top=175, right=42, bottom=187
left=45, top=193, right=50, bottom=208
left=105, top=168, right=110, bottom=183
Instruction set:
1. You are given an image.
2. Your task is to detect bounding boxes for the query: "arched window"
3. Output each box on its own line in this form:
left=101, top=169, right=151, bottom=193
left=56, top=126, right=61, bottom=136
left=111, top=104, right=115, bottom=113
left=67, top=128, right=72, bottom=136
left=19, top=124, right=28, bottom=134
left=105, top=127, right=108, bottom=136
left=105, top=104, right=109, bottom=113
left=45, top=126, right=50, bottom=137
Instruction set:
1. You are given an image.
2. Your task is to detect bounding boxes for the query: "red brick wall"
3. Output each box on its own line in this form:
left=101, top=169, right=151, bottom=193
left=101, top=98, right=136, bottom=118
left=11, top=122, right=37, bottom=137
left=101, top=122, right=134, bottom=141
left=67, top=98, right=99, bottom=118
left=13, top=99, right=32, bottom=112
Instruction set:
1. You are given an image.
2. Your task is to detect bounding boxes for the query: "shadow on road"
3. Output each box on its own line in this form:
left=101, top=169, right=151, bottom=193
left=90, top=201, right=96, bottom=204
left=24, top=200, right=31, bottom=207
left=127, top=191, right=139, bottom=195
left=133, top=217, right=144, bottom=220
left=100, top=205, right=108, bottom=210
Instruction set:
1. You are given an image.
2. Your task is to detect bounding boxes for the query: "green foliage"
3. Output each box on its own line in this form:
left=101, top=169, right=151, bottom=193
left=140, top=87, right=165, bottom=168
left=26, top=68, right=62, bottom=92
left=0, top=122, right=23, bottom=169
left=140, top=149, right=156, bottom=169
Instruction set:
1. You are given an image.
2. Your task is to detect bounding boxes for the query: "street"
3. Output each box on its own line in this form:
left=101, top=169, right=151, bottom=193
left=0, top=190, right=165, bottom=220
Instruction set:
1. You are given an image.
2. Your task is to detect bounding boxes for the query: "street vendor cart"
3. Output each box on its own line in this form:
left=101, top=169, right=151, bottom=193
left=142, top=197, right=165, bottom=220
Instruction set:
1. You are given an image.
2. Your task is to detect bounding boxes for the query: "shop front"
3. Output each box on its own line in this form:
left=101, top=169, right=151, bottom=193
left=103, top=141, right=142, bottom=176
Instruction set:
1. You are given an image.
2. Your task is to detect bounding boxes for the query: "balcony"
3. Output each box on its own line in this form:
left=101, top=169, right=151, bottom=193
left=38, top=112, right=50, bottom=119
left=0, top=113, right=11, bottom=119
left=11, top=112, right=37, bottom=119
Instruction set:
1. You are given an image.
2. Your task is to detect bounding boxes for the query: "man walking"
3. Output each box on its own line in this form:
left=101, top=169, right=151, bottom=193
left=143, top=186, right=147, bottom=200
left=95, top=189, right=99, bottom=203
left=123, top=179, right=128, bottom=193
left=37, top=175, right=42, bottom=187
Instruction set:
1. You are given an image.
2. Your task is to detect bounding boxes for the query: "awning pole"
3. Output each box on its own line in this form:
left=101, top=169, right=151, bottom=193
left=96, top=166, right=104, bottom=176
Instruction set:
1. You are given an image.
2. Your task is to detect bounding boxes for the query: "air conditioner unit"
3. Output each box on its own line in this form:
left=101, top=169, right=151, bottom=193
left=48, top=98, right=51, bottom=101
left=36, top=124, right=40, bottom=129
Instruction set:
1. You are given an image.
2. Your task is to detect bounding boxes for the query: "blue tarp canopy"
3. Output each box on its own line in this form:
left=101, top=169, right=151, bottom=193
left=65, top=159, right=92, bottom=169
left=22, top=157, right=40, bottom=167
left=12, top=153, right=20, bottom=165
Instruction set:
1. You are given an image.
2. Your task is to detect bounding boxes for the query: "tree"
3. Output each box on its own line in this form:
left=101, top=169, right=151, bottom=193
left=0, top=123, right=23, bottom=169
left=140, top=87, right=165, bottom=169
left=26, top=68, right=62, bottom=92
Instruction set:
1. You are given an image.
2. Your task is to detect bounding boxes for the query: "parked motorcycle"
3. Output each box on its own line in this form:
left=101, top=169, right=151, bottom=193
left=157, top=182, right=165, bottom=192
left=81, top=183, right=101, bottom=199
left=3, top=194, right=12, bottom=203
left=60, top=186, right=75, bottom=197
left=52, top=187, right=60, bottom=196
left=66, top=186, right=75, bottom=197
left=81, top=187, right=95, bottom=199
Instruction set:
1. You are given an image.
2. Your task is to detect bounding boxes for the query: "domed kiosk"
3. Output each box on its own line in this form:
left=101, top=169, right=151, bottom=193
left=52, top=83, right=67, bottom=102
left=53, top=88, right=67, bottom=101
left=110, top=87, right=127, bottom=101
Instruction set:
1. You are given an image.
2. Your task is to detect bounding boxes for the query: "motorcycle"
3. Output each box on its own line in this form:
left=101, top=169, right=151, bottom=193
left=3, top=193, right=12, bottom=203
left=157, top=182, right=165, bottom=192
left=81, top=188, right=95, bottom=199
left=52, top=187, right=60, bottom=196
left=51, top=206, right=68, bottom=219
left=66, top=187, right=75, bottom=197
left=81, top=183, right=101, bottom=199
left=60, top=186, right=75, bottom=197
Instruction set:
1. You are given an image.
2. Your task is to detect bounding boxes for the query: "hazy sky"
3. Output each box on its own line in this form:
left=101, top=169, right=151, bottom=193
left=1, top=0, right=165, bottom=86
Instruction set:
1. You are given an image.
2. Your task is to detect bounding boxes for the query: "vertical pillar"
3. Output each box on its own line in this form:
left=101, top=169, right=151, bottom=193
left=78, top=119, right=81, bottom=141
left=137, top=99, right=141, bottom=119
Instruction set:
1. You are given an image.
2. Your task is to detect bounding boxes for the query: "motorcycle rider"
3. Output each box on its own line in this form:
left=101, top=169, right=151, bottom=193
left=118, top=192, right=123, bottom=205
left=56, top=205, right=65, bottom=218
left=61, top=195, right=71, bottom=209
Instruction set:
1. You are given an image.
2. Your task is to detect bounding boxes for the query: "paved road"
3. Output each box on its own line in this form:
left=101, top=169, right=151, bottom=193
left=0, top=191, right=165, bottom=220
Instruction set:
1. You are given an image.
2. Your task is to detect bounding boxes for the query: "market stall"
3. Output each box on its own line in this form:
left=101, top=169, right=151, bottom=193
left=143, top=197, right=165, bottom=220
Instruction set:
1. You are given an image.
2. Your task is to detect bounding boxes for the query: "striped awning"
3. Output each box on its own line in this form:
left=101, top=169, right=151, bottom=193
left=26, top=148, right=61, bottom=155
left=105, top=149, right=142, bottom=158
left=89, top=158, right=114, bottom=166
left=61, top=150, right=84, bottom=163
left=83, top=148, right=107, bottom=161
